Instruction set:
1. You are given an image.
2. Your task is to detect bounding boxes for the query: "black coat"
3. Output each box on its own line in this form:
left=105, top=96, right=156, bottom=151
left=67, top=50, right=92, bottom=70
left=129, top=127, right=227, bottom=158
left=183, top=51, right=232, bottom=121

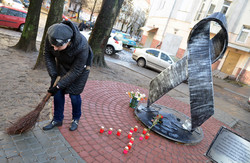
left=45, top=20, right=93, bottom=95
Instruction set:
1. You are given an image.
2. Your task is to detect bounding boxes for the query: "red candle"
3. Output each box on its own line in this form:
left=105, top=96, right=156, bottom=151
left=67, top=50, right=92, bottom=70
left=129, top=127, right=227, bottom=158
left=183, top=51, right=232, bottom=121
left=130, top=127, right=134, bottom=133
left=129, top=137, right=134, bottom=144
left=145, top=133, right=150, bottom=139
left=123, top=146, right=129, bottom=154
left=127, top=142, right=132, bottom=150
left=108, top=128, right=113, bottom=135
left=117, top=129, right=121, bottom=136
left=142, top=128, right=147, bottom=134
left=134, top=126, right=138, bottom=132
left=139, top=134, right=144, bottom=141
left=100, top=126, right=104, bottom=133
left=128, top=132, right=132, bottom=139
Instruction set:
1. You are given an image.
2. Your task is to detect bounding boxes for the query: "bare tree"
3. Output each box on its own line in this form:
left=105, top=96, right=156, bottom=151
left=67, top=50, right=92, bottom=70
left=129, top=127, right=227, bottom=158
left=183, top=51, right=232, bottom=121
left=89, top=0, right=97, bottom=21
left=126, top=8, right=148, bottom=36
left=70, top=0, right=87, bottom=20
left=89, top=0, right=124, bottom=67
left=83, top=0, right=102, bottom=14
left=119, top=0, right=133, bottom=32
left=125, top=9, right=139, bottom=34
left=13, top=0, right=43, bottom=52
left=34, top=0, right=65, bottom=69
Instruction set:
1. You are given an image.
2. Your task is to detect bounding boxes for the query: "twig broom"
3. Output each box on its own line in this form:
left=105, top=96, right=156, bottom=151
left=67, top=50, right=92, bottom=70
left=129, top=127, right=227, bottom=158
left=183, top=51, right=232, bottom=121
left=6, top=77, right=60, bottom=135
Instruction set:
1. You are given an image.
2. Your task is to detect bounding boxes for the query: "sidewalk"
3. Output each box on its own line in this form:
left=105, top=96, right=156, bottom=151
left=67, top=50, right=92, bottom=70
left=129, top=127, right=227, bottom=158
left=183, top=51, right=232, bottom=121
left=212, top=77, right=250, bottom=128
left=0, top=121, right=86, bottom=163
left=213, top=77, right=250, bottom=99
left=0, top=80, right=239, bottom=163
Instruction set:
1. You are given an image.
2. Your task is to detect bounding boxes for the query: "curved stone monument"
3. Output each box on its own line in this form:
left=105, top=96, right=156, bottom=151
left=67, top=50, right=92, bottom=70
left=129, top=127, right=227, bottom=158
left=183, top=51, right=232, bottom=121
left=135, top=12, right=228, bottom=144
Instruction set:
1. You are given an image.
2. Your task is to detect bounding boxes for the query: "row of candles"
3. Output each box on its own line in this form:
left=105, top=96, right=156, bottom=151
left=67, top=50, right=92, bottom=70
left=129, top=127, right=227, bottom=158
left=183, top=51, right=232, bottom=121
left=99, top=125, right=150, bottom=154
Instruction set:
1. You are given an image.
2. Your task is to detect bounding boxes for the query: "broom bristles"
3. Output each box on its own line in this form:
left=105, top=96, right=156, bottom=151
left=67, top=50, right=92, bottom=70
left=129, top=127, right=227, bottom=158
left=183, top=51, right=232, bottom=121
left=6, top=94, right=51, bottom=135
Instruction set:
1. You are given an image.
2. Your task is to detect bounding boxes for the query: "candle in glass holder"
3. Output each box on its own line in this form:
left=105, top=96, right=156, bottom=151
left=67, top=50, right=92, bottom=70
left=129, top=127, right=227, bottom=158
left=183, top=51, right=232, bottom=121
left=142, top=128, right=147, bottom=134
left=130, top=127, right=134, bottom=133
left=129, top=137, right=134, bottom=144
left=134, top=126, right=138, bottom=132
left=127, top=142, right=132, bottom=150
left=123, top=146, right=129, bottom=154
left=139, top=134, right=144, bottom=141
left=116, top=129, right=122, bottom=136
left=100, top=126, right=104, bottom=133
left=128, top=132, right=132, bottom=139
left=145, top=133, right=150, bottom=139
left=108, top=128, right=113, bottom=135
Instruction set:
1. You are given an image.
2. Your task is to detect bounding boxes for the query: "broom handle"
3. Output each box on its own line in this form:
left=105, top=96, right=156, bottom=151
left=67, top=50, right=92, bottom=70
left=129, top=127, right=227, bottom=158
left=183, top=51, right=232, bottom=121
left=44, top=76, right=61, bottom=102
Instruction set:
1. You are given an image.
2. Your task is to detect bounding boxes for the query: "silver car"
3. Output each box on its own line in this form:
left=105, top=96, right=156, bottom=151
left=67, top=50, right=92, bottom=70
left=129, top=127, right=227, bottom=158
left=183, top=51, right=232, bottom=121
left=132, top=48, right=179, bottom=72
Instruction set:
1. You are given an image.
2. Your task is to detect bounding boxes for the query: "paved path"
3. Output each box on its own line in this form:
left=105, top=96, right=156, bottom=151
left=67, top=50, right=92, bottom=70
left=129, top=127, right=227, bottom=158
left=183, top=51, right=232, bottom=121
left=59, top=80, right=226, bottom=162
left=0, top=121, right=85, bottom=163
left=0, top=79, right=249, bottom=162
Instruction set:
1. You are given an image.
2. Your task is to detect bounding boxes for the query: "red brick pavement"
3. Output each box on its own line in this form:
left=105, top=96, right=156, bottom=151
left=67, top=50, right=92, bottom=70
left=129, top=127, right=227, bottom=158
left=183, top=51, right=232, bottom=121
left=58, top=80, right=227, bottom=163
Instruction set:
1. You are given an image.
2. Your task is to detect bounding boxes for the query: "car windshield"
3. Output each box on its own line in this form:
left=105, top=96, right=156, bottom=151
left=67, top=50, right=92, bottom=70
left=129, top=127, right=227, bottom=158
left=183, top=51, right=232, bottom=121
left=113, top=36, right=121, bottom=41
left=124, top=35, right=132, bottom=39
left=14, top=0, right=22, bottom=4
left=169, top=55, right=179, bottom=62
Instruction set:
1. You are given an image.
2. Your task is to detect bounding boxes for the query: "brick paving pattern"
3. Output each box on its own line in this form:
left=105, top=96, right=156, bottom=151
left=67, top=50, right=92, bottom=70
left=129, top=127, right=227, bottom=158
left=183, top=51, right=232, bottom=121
left=59, top=80, right=228, bottom=163
left=0, top=121, right=85, bottom=163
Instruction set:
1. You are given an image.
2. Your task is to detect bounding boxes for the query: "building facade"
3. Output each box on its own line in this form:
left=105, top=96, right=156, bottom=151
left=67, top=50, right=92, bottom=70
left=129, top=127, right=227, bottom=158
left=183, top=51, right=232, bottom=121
left=141, top=0, right=250, bottom=85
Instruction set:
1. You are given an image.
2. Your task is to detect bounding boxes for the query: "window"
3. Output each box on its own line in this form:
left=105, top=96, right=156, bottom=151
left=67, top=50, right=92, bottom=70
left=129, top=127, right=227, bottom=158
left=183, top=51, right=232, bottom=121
left=146, top=50, right=159, bottom=57
left=221, top=0, right=231, bottom=15
left=8, top=9, right=19, bottom=17
left=195, top=0, right=206, bottom=21
left=206, top=4, right=215, bottom=17
left=237, top=26, right=250, bottom=43
left=157, top=0, right=166, bottom=10
left=160, top=53, right=172, bottom=63
left=21, top=12, right=27, bottom=18
left=0, top=7, right=8, bottom=15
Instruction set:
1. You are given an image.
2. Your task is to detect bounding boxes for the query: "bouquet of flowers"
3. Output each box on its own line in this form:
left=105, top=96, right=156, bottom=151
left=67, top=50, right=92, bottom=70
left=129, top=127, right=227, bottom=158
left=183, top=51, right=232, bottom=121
left=126, top=89, right=147, bottom=108
left=148, top=114, right=164, bottom=131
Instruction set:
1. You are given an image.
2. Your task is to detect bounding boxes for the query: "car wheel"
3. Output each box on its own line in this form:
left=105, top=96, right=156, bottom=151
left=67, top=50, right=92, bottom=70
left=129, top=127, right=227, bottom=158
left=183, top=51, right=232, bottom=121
left=105, top=45, right=115, bottom=55
left=19, top=24, right=24, bottom=32
left=137, top=58, right=146, bottom=67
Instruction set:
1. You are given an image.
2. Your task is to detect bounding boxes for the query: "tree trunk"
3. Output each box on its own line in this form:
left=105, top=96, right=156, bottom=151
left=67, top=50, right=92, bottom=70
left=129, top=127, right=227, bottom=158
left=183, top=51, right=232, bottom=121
left=71, top=3, right=77, bottom=18
left=120, top=19, right=126, bottom=31
left=77, top=5, right=82, bottom=21
left=13, top=0, right=43, bottom=52
left=89, top=0, right=97, bottom=21
left=89, top=0, right=124, bottom=67
left=33, top=0, right=65, bottom=69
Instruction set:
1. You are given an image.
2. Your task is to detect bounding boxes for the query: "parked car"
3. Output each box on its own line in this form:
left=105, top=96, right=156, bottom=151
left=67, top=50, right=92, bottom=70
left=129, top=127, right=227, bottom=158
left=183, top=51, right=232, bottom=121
left=111, top=28, right=120, bottom=34
left=132, top=48, right=179, bottom=72
left=2, top=0, right=13, bottom=6
left=85, top=20, right=95, bottom=29
left=0, top=5, right=27, bottom=32
left=12, top=0, right=24, bottom=9
left=115, top=32, right=136, bottom=48
left=80, top=31, right=123, bottom=55
left=62, top=15, right=69, bottom=21
left=2, top=0, right=25, bottom=10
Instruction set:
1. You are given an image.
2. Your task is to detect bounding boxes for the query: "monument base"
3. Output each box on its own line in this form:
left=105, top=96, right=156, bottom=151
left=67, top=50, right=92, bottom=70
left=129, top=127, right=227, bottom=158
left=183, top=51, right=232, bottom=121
left=135, top=103, right=204, bottom=144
